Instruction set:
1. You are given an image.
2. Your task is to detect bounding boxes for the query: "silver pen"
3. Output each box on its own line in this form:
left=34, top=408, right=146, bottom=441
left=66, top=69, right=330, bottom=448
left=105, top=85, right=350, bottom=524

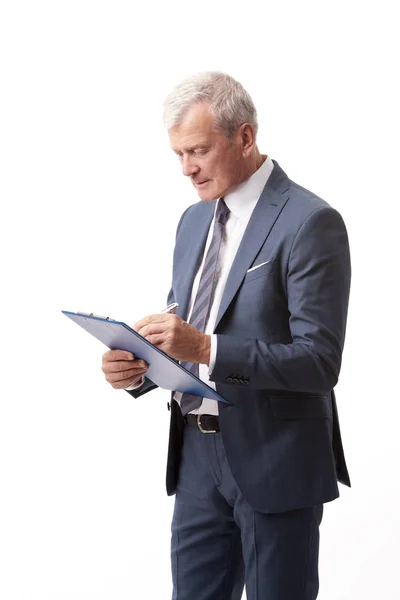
left=161, top=302, right=179, bottom=314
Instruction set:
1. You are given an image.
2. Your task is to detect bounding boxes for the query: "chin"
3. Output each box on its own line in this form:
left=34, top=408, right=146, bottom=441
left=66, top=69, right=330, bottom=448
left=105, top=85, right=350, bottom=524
left=197, top=187, right=220, bottom=202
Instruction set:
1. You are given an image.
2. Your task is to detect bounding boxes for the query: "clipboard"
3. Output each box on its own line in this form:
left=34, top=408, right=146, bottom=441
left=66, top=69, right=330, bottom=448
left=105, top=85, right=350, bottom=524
left=62, top=310, right=227, bottom=404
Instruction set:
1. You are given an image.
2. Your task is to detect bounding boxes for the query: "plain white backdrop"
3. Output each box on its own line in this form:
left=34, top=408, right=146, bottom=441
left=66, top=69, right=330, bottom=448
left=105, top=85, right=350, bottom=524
left=0, top=1, right=399, bottom=598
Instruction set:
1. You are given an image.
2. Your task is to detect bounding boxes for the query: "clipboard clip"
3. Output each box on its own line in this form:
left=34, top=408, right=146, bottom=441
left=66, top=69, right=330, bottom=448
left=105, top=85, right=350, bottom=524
left=77, top=311, right=115, bottom=321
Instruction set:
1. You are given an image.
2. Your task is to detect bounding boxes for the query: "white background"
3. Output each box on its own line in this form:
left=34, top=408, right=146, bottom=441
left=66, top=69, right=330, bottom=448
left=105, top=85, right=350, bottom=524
left=0, top=1, right=399, bottom=598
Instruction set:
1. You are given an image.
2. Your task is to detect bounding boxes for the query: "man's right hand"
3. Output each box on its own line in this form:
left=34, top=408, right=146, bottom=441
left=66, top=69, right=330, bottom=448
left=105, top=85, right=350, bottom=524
left=101, top=350, right=149, bottom=389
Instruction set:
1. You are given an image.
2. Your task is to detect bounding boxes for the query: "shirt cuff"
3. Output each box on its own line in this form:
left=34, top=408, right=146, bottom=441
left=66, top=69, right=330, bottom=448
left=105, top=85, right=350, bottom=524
left=208, top=334, right=217, bottom=376
left=125, top=375, right=145, bottom=391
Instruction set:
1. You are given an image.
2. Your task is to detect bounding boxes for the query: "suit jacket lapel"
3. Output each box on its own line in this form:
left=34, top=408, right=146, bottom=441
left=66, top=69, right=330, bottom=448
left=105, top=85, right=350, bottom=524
left=214, top=161, right=290, bottom=330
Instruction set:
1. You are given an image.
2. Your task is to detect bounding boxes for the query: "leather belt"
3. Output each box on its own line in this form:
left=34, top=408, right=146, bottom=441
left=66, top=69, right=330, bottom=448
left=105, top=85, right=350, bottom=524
left=184, top=413, right=220, bottom=433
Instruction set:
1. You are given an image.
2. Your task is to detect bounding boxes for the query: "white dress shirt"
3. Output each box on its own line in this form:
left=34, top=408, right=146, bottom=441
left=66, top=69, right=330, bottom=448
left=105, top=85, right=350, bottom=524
left=127, top=156, right=274, bottom=415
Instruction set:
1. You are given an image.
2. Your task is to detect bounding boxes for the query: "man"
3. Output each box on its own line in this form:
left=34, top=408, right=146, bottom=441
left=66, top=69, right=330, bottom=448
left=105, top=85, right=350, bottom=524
left=101, top=72, right=351, bottom=600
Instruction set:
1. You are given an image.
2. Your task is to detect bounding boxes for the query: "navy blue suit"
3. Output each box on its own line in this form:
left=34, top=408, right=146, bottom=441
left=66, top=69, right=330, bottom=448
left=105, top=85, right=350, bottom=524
left=129, top=160, right=351, bottom=598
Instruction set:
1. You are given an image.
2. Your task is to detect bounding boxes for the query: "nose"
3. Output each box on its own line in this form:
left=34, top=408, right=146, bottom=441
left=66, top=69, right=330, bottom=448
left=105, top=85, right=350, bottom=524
left=181, top=154, right=200, bottom=177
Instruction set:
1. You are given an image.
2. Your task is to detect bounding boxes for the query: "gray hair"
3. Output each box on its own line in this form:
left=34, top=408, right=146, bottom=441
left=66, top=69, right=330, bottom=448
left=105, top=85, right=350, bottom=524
left=163, top=72, right=258, bottom=139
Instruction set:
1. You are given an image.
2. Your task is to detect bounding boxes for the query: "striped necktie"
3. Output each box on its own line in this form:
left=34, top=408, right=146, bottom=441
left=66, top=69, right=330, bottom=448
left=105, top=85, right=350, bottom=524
left=180, top=198, right=230, bottom=415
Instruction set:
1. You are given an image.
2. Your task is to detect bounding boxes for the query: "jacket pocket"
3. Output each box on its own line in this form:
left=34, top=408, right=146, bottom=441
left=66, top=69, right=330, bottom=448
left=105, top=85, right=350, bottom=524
left=269, top=395, right=329, bottom=419
left=242, top=258, right=277, bottom=284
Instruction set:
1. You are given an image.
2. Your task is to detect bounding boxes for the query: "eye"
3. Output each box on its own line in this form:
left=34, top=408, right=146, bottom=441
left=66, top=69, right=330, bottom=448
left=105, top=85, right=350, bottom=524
left=194, top=148, right=208, bottom=156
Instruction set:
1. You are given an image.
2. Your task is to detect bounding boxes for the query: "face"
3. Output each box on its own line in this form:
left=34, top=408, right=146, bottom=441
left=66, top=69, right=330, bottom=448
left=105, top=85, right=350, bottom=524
left=168, top=102, right=250, bottom=201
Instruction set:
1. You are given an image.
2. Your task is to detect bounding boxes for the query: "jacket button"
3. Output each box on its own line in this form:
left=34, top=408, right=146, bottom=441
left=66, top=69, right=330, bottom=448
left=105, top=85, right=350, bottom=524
left=243, top=380, right=249, bottom=385
left=233, top=378, right=240, bottom=384
left=226, top=377, right=233, bottom=383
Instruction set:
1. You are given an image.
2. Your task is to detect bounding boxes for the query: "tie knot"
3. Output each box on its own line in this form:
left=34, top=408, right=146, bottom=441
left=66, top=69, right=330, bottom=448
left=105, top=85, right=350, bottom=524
left=215, top=198, right=230, bottom=225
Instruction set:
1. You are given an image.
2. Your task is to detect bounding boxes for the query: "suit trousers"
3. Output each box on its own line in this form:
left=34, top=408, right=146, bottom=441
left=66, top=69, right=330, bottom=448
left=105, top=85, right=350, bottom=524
left=171, top=422, right=323, bottom=600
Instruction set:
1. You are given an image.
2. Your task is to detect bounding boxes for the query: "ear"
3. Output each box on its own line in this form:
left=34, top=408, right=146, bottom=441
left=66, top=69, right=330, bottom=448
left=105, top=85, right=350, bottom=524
left=238, top=123, right=256, bottom=157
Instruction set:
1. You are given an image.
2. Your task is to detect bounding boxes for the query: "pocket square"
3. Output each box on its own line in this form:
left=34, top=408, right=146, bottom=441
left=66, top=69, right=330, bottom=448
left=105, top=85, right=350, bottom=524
left=247, top=260, right=271, bottom=273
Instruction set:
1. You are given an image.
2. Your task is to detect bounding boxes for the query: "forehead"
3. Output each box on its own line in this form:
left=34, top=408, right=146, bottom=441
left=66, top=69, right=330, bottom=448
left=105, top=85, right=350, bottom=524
left=168, top=102, right=220, bottom=151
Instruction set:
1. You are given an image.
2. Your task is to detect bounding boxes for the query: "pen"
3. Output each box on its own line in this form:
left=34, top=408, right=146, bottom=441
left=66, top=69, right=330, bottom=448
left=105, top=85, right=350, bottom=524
left=161, top=302, right=179, bottom=314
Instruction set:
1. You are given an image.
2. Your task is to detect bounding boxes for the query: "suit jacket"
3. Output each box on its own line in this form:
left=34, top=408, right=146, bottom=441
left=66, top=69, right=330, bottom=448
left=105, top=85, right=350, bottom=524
left=129, top=160, right=351, bottom=513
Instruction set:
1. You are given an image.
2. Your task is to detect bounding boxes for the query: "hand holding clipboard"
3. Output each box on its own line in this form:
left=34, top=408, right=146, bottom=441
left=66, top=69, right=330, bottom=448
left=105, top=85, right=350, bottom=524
left=101, top=302, right=180, bottom=390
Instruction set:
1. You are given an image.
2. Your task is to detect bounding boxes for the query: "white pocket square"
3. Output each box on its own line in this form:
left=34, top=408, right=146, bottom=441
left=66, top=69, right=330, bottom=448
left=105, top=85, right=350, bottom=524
left=247, top=260, right=271, bottom=273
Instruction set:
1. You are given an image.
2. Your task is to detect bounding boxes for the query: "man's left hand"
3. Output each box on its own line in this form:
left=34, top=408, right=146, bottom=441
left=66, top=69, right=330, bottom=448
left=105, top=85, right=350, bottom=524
left=134, top=313, right=211, bottom=365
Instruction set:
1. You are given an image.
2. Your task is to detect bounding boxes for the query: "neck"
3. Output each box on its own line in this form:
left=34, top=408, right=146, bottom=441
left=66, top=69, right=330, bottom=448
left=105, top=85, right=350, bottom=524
left=223, top=149, right=267, bottom=199
left=254, top=148, right=266, bottom=171
left=243, top=148, right=266, bottom=181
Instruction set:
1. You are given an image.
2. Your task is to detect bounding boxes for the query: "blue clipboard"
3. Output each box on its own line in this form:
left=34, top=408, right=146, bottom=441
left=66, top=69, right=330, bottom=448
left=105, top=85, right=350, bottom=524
left=62, top=311, right=227, bottom=404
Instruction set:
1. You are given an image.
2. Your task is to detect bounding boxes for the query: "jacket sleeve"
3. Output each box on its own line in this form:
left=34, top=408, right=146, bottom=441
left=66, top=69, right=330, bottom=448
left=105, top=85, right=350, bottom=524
left=209, top=206, right=351, bottom=394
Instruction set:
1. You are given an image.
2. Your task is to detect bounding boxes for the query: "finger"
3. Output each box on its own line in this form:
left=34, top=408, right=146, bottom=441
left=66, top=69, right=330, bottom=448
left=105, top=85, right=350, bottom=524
left=110, top=372, right=148, bottom=389
left=107, top=367, right=147, bottom=382
left=144, top=334, right=168, bottom=348
left=134, top=313, right=173, bottom=330
left=136, top=324, right=167, bottom=338
left=106, top=366, right=148, bottom=385
left=102, top=349, right=134, bottom=363
left=134, top=315, right=156, bottom=330
left=102, top=358, right=147, bottom=374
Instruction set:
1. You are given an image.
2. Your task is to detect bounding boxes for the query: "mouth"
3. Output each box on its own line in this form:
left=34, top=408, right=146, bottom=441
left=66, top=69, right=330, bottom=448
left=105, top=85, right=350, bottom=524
left=194, top=179, right=210, bottom=187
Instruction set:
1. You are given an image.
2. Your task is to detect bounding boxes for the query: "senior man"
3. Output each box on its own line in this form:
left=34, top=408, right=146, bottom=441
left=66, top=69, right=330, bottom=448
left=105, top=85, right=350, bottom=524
left=101, top=72, right=351, bottom=600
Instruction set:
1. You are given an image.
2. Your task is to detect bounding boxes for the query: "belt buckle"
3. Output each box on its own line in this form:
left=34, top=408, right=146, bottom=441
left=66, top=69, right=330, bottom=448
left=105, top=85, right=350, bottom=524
left=197, top=414, right=217, bottom=434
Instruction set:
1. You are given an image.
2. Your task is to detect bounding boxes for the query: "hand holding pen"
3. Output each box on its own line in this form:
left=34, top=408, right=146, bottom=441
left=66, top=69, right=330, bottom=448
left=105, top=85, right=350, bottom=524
left=134, top=302, right=210, bottom=366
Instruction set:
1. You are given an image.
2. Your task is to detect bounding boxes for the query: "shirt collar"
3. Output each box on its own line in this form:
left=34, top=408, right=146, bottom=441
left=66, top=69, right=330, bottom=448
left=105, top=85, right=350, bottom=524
left=220, top=155, right=274, bottom=222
